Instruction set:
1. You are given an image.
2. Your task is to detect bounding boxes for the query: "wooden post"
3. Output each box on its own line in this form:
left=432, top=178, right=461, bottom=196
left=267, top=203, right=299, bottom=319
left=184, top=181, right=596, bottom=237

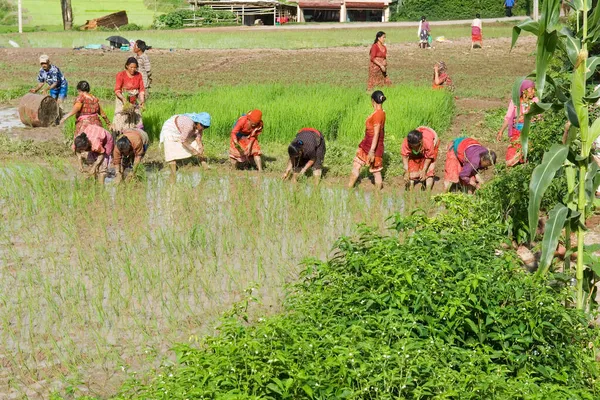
left=242, top=4, right=245, bottom=25
left=533, top=0, right=539, bottom=20
left=274, top=6, right=276, bottom=25
left=17, top=0, right=22, bottom=33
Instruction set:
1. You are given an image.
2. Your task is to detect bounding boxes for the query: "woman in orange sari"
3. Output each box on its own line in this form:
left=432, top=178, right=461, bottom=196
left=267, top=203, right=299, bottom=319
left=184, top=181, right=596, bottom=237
left=348, top=90, right=387, bottom=190
left=59, top=81, right=111, bottom=134
left=229, top=109, right=263, bottom=171
left=367, top=31, right=392, bottom=91
left=497, top=79, right=538, bottom=167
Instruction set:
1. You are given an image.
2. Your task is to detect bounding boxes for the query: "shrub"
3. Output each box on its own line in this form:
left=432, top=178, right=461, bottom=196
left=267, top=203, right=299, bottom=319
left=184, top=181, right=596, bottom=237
left=0, top=0, right=17, bottom=25
left=117, top=196, right=600, bottom=399
left=119, top=23, right=143, bottom=31
left=152, top=7, right=236, bottom=29
left=391, top=0, right=530, bottom=21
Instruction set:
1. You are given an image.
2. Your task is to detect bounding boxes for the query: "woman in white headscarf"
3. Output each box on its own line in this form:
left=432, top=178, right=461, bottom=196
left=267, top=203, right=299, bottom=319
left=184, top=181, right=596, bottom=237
left=160, top=112, right=211, bottom=174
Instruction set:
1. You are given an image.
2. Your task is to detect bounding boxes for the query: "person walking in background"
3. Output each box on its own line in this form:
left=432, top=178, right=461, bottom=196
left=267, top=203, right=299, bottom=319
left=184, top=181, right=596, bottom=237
left=113, top=57, right=145, bottom=134
left=230, top=109, right=264, bottom=171
left=30, top=54, right=69, bottom=108
left=60, top=81, right=111, bottom=134
left=134, top=40, right=152, bottom=97
left=113, top=128, right=149, bottom=183
left=471, top=14, right=483, bottom=49
left=160, top=112, right=211, bottom=175
left=432, top=61, right=454, bottom=91
left=496, top=79, right=539, bottom=167
left=282, top=127, right=326, bottom=183
left=444, top=137, right=496, bottom=193
left=504, top=0, right=515, bottom=17
left=348, top=90, right=387, bottom=190
left=72, top=125, right=114, bottom=185
left=367, top=31, right=392, bottom=91
left=418, top=16, right=431, bottom=49
left=401, top=126, right=439, bottom=191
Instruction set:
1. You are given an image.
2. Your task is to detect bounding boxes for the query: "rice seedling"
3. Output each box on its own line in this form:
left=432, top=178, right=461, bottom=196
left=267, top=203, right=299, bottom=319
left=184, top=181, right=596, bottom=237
left=0, top=163, right=423, bottom=397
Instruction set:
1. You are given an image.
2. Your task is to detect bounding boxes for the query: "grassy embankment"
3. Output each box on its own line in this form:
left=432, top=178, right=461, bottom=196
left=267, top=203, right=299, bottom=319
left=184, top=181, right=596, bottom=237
left=0, top=23, right=518, bottom=48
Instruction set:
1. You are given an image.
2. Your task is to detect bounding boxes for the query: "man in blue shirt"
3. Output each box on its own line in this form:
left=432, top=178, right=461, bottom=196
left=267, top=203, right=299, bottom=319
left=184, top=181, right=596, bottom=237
left=29, top=54, right=69, bottom=106
left=504, top=0, right=515, bottom=17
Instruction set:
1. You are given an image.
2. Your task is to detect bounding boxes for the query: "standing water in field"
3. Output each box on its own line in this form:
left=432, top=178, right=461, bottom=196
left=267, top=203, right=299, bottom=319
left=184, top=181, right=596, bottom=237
left=0, top=166, right=410, bottom=397
left=0, top=108, right=25, bottom=131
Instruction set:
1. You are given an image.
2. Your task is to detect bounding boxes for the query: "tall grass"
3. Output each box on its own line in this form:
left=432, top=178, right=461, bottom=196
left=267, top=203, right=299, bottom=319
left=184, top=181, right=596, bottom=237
left=0, top=164, right=421, bottom=397
left=79, top=84, right=454, bottom=148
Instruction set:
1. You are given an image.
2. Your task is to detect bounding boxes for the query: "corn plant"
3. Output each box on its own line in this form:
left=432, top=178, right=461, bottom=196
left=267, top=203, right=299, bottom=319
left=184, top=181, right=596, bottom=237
left=513, top=0, right=600, bottom=309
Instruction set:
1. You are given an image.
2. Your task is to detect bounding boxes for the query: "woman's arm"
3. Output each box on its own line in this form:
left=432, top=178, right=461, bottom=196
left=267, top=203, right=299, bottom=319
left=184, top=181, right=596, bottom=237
left=98, top=103, right=111, bottom=127
left=368, top=124, right=381, bottom=163
left=60, top=102, right=83, bottom=124
left=282, top=159, right=293, bottom=180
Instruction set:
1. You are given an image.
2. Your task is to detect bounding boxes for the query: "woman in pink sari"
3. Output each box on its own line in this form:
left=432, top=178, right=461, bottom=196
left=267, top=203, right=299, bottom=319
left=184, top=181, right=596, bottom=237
left=497, top=79, right=539, bottom=167
left=471, top=14, right=482, bottom=49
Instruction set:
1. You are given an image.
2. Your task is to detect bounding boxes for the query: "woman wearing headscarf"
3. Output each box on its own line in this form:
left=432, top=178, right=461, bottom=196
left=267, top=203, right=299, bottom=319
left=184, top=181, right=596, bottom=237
left=113, top=57, right=145, bottom=134
left=497, top=79, right=539, bottom=167
left=418, top=16, right=431, bottom=49
left=159, top=112, right=211, bottom=174
left=367, top=31, right=392, bottom=91
left=282, top=127, right=326, bottom=183
left=348, top=90, right=387, bottom=190
left=444, top=137, right=496, bottom=193
left=401, top=126, right=439, bottom=191
left=230, top=109, right=264, bottom=171
left=60, top=80, right=111, bottom=134
left=432, top=61, right=454, bottom=91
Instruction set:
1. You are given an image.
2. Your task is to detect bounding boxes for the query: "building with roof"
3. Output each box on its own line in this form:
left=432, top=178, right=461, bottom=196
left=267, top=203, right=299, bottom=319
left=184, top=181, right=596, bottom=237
left=189, top=0, right=297, bottom=25
left=297, top=0, right=391, bottom=22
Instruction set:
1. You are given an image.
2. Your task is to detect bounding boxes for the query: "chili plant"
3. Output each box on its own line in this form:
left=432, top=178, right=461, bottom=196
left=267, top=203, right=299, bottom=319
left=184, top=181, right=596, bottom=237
left=513, top=0, right=600, bottom=309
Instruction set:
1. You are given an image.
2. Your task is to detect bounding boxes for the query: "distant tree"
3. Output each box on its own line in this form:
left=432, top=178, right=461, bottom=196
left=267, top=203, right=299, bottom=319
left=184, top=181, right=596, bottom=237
left=60, top=0, right=73, bottom=30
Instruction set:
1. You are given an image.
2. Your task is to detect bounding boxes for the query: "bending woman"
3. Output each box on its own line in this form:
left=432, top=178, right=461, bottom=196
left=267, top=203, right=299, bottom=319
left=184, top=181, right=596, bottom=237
left=160, top=112, right=211, bottom=174
left=113, top=57, right=145, bottom=134
left=367, top=31, right=392, bottom=91
left=282, top=127, right=326, bottom=183
left=401, top=126, right=439, bottom=191
left=497, top=79, right=538, bottom=167
left=60, top=80, right=110, bottom=134
left=229, top=109, right=264, bottom=171
left=348, top=90, right=387, bottom=190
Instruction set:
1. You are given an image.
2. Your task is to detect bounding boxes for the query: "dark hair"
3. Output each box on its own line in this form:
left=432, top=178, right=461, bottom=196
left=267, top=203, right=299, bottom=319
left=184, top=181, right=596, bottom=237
left=76, top=81, right=90, bottom=92
left=374, top=31, right=385, bottom=44
left=135, top=40, right=148, bottom=52
left=407, top=130, right=423, bottom=146
left=371, top=90, right=386, bottom=104
left=288, top=140, right=303, bottom=158
left=74, top=133, right=90, bottom=152
left=421, top=15, right=426, bottom=21
left=476, top=13, right=481, bottom=18
left=117, top=136, right=133, bottom=155
left=481, top=150, right=497, bottom=165
left=125, top=57, right=138, bottom=68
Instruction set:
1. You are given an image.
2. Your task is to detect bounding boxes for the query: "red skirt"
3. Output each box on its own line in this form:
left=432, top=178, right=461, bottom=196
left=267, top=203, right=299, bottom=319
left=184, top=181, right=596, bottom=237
left=506, top=128, right=523, bottom=167
left=472, top=26, right=482, bottom=42
left=367, top=57, right=392, bottom=91
left=443, top=144, right=476, bottom=186
left=354, top=147, right=383, bottom=173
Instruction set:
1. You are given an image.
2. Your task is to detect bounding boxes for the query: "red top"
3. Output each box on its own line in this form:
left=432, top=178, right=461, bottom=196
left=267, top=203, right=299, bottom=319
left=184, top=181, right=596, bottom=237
left=359, top=109, right=386, bottom=157
left=369, top=43, right=387, bottom=62
left=231, top=115, right=263, bottom=140
left=456, top=138, right=481, bottom=163
left=401, top=126, right=437, bottom=159
left=115, top=71, right=145, bottom=94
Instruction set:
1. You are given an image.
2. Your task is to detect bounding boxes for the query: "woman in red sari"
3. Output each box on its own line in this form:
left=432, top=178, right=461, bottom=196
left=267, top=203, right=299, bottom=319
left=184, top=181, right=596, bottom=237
left=367, top=31, right=392, bottom=91
left=229, top=109, right=264, bottom=171
left=348, top=90, right=387, bottom=190
left=497, top=79, right=539, bottom=167
left=113, top=57, right=145, bottom=134
left=59, top=81, right=110, bottom=134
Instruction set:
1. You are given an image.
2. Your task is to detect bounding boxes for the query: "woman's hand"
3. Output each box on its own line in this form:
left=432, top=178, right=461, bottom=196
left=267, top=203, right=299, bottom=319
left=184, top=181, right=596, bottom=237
left=380, top=65, right=386, bottom=73
left=496, top=131, right=504, bottom=141
left=403, top=172, right=410, bottom=183
left=367, top=150, right=375, bottom=163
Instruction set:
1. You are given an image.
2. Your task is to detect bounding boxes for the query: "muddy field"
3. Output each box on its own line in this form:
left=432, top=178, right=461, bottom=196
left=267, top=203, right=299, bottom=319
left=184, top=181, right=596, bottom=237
left=1, top=35, right=576, bottom=399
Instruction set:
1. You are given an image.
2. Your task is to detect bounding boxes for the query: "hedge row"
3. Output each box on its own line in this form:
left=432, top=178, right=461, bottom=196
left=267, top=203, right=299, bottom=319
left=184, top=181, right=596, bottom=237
left=391, top=0, right=531, bottom=21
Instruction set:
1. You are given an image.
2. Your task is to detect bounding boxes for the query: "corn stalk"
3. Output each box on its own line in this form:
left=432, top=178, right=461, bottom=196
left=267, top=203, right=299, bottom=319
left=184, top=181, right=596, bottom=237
left=513, top=0, right=600, bottom=310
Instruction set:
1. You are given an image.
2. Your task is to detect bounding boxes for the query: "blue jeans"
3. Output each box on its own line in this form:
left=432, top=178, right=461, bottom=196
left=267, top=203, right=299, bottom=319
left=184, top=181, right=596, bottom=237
left=49, top=84, right=68, bottom=100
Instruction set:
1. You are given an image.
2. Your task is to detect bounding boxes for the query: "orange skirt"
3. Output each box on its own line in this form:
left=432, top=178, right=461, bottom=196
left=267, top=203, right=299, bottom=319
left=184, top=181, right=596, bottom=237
left=229, top=136, right=261, bottom=162
left=354, top=147, right=383, bottom=173
left=443, top=144, right=476, bottom=186
left=471, top=26, right=482, bottom=42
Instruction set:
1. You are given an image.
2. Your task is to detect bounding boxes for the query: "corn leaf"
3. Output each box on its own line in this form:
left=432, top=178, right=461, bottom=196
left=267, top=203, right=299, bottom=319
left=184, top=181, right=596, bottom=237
left=512, top=20, right=540, bottom=49
left=528, top=144, right=569, bottom=241
left=537, top=203, right=568, bottom=276
left=565, top=99, right=580, bottom=128
left=586, top=56, right=600, bottom=80
left=558, top=28, right=581, bottom=66
left=520, top=102, right=553, bottom=160
left=536, top=31, right=559, bottom=98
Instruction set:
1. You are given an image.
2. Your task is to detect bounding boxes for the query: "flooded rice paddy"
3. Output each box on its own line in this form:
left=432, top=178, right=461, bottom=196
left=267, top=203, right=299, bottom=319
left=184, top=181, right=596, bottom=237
left=0, top=165, right=411, bottom=398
